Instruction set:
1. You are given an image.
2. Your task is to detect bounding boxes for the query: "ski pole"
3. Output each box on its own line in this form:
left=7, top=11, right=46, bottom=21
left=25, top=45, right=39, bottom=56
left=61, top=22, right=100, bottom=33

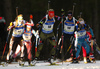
left=35, top=30, right=39, bottom=57
left=55, top=23, right=61, bottom=46
left=91, top=39, right=94, bottom=52
left=55, top=24, right=61, bottom=57
left=62, top=36, right=74, bottom=60
left=85, top=39, right=94, bottom=53
left=59, top=8, right=65, bottom=54
left=56, top=24, right=60, bottom=42
left=34, top=21, right=42, bottom=57
left=92, top=39, right=100, bottom=54
left=1, top=30, right=11, bottom=59
left=60, top=9, right=65, bottom=64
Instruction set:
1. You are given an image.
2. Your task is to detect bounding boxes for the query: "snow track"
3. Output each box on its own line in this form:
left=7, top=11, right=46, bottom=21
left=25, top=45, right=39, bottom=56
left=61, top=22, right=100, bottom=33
left=0, top=60, right=100, bottom=69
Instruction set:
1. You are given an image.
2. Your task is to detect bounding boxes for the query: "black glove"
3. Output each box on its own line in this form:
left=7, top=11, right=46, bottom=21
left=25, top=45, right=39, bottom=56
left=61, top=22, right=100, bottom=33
left=92, top=36, right=95, bottom=39
left=56, top=46, right=60, bottom=51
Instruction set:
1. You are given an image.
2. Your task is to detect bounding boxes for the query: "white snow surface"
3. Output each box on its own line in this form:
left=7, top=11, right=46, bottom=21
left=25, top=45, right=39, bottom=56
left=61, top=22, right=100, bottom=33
left=0, top=60, right=100, bottom=69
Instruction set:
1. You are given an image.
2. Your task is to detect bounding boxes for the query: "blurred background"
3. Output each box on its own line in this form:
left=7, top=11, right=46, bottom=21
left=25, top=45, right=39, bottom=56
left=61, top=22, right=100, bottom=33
left=0, top=0, right=100, bottom=60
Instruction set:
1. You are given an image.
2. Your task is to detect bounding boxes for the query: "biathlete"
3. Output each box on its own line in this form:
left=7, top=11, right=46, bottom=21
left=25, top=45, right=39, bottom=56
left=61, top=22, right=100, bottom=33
left=6, top=14, right=25, bottom=63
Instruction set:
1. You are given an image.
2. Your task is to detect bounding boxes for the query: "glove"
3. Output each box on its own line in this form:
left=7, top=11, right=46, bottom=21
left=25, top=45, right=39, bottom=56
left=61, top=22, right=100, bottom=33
left=39, top=22, right=43, bottom=25
left=35, top=30, right=39, bottom=38
left=36, top=24, right=39, bottom=28
left=7, top=26, right=11, bottom=31
left=7, top=22, right=13, bottom=31
left=36, top=23, right=39, bottom=26
left=92, top=36, right=95, bottom=39
left=10, top=22, right=13, bottom=26
left=77, top=21, right=79, bottom=24
left=56, top=46, right=60, bottom=51
left=36, top=34, right=39, bottom=38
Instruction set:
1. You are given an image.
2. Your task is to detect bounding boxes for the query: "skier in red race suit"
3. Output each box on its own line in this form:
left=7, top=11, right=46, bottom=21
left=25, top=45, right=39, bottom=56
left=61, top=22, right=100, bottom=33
left=21, top=22, right=39, bottom=66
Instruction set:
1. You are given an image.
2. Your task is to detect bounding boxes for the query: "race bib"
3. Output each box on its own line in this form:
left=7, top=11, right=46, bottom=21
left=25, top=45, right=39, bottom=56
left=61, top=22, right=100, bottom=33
left=78, top=30, right=86, bottom=38
left=64, top=25, right=74, bottom=32
left=23, top=34, right=32, bottom=41
left=13, top=28, right=24, bottom=35
left=42, top=24, right=53, bottom=31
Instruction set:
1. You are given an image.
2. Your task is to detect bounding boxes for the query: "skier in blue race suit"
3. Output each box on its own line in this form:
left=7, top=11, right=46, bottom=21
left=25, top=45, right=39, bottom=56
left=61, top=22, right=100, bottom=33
left=75, top=18, right=94, bottom=63
left=6, top=14, right=25, bottom=63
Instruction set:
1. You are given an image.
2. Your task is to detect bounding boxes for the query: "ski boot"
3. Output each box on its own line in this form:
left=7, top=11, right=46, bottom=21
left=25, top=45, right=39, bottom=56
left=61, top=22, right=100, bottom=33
left=6, top=56, right=14, bottom=64
left=89, top=53, right=96, bottom=63
left=87, top=58, right=91, bottom=63
left=31, top=58, right=37, bottom=66
left=28, top=60, right=35, bottom=66
left=0, top=60, right=9, bottom=67
left=72, top=58, right=79, bottom=64
left=77, top=55, right=80, bottom=61
left=1, top=62, right=8, bottom=67
left=6, top=60, right=12, bottom=64
left=49, top=56, right=56, bottom=65
left=72, top=55, right=80, bottom=64
left=19, top=57, right=25, bottom=66
left=84, top=57, right=87, bottom=64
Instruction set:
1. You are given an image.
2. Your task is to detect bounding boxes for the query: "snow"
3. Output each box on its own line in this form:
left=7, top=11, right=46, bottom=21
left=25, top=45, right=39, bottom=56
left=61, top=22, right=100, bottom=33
left=0, top=60, right=100, bottom=69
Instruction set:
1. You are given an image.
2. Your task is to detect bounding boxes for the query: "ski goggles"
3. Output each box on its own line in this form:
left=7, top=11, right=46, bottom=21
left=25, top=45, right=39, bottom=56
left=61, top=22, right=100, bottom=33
left=79, top=21, right=85, bottom=24
left=68, top=13, right=72, bottom=16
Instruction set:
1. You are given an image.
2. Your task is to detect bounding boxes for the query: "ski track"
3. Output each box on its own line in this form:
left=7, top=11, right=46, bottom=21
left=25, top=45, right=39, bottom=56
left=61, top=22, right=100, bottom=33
left=0, top=60, right=100, bottom=69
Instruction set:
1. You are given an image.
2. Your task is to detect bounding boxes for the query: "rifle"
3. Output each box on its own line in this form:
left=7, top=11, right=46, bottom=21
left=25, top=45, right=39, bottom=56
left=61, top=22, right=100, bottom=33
left=16, top=7, right=18, bottom=16
left=72, top=3, right=76, bottom=16
left=48, top=0, right=50, bottom=10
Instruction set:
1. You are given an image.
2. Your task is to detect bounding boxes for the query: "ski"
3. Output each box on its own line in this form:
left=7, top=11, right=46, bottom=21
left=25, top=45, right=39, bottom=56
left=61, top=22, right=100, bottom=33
left=19, top=64, right=35, bottom=67
left=47, top=63, right=60, bottom=66
left=0, top=61, right=19, bottom=67
left=0, top=62, right=8, bottom=67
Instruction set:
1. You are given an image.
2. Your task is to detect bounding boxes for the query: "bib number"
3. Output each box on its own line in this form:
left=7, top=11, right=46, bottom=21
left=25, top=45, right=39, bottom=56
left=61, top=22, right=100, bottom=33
left=48, top=25, right=51, bottom=28
left=13, top=29, right=24, bottom=35
left=67, top=27, right=71, bottom=29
